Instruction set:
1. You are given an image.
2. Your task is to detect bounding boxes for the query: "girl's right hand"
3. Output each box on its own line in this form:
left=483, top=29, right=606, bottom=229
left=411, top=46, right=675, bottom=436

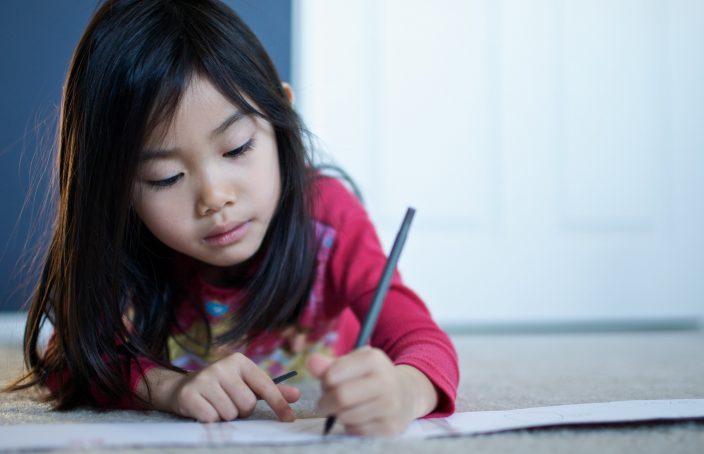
left=167, top=352, right=299, bottom=423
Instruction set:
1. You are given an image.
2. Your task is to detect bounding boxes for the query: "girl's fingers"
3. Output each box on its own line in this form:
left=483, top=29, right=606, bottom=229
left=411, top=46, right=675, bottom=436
left=241, top=381, right=299, bottom=404
left=344, top=418, right=383, bottom=436
left=336, top=397, right=387, bottom=427
left=186, top=393, right=222, bottom=423
left=200, top=385, right=239, bottom=421
left=305, top=352, right=335, bottom=379
left=241, top=362, right=295, bottom=422
left=277, top=383, right=301, bottom=403
left=220, top=379, right=258, bottom=419
left=345, top=418, right=402, bottom=437
left=317, top=348, right=388, bottom=389
left=316, top=374, right=379, bottom=415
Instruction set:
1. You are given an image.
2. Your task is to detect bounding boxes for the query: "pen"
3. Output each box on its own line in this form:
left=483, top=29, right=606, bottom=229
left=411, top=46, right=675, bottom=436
left=272, top=370, right=297, bottom=384
left=323, top=207, right=416, bottom=436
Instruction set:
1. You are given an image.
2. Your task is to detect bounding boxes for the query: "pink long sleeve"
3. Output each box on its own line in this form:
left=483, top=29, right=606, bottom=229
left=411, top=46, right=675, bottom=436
left=42, top=334, right=160, bottom=410
left=314, top=177, right=459, bottom=417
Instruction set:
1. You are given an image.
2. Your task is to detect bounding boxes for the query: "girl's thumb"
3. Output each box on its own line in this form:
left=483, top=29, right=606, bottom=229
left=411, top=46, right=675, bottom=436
left=305, top=352, right=334, bottom=379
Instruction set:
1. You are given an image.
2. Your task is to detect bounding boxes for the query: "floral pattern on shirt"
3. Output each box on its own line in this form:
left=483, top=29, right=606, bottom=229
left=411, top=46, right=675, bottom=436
left=167, top=221, right=337, bottom=382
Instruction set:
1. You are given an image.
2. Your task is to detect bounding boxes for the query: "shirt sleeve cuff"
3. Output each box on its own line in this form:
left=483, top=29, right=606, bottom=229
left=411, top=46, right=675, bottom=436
left=118, top=357, right=162, bottom=410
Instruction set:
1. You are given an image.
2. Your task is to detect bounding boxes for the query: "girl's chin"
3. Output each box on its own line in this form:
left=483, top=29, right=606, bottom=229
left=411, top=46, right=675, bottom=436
left=198, top=254, right=253, bottom=269
left=195, top=246, right=262, bottom=274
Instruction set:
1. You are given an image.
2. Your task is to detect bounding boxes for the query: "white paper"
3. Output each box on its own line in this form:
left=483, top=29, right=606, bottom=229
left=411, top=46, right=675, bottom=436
left=0, top=399, right=702, bottom=451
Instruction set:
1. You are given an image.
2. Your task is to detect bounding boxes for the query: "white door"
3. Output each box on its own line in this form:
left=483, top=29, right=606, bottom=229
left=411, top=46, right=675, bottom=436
left=293, top=0, right=704, bottom=326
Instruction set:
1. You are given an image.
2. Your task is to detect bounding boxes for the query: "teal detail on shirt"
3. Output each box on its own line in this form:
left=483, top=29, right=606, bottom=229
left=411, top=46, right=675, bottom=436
left=323, top=235, right=333, bottom=248
left=205, top=300, right=228, bottom=317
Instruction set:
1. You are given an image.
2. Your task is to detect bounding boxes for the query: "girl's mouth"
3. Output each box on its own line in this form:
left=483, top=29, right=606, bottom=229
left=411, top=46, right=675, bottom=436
left=203, top=221, right=250, bottom=246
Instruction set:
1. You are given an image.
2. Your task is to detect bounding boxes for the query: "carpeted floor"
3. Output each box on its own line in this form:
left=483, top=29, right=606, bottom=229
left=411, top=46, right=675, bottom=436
left=1, top=331, right=703, bottom=453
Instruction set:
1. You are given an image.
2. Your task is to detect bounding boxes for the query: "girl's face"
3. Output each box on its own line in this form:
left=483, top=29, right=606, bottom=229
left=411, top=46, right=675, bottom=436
left=132, top=75, right=281, bottom=278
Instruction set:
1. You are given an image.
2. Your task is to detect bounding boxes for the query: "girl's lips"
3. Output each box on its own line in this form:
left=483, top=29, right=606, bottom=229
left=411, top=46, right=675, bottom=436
left=203, top=221, right=250, bottom=246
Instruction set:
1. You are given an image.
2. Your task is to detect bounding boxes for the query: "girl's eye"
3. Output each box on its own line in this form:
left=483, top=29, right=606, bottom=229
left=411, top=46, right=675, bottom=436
left=147, top=173, right=183, bottom=189
left=144, top=139, right=253, bottom=190
left=224, top=138, right=255, bottom=158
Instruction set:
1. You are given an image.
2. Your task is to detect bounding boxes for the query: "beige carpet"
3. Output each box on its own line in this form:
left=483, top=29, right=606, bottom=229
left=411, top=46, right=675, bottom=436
left=1, top=331, right=703, bottom=453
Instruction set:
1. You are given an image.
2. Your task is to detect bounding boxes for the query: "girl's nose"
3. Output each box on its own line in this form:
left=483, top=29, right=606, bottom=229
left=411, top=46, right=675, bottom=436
left=196, top=173, right=236, bottom=216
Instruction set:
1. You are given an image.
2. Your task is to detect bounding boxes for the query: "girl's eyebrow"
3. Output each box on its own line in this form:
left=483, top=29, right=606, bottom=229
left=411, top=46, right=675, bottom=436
left=140, top=111, right=245, bottom=161
left=210, top=110, right=245, bottom=138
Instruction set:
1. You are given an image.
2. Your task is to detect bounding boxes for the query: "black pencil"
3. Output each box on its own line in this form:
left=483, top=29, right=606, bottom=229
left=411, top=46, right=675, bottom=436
left=272, top=370, right=297, bottom=384
left=323, top=207, right=416, bottom=436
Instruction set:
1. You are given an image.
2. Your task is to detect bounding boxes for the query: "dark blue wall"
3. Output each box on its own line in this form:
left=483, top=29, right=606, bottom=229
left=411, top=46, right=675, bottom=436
left=0, top=0, right=292, bottom=311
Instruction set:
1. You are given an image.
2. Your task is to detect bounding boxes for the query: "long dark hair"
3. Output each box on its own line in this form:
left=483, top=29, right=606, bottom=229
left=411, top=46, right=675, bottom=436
left=5, top=0, right=317, bottom=409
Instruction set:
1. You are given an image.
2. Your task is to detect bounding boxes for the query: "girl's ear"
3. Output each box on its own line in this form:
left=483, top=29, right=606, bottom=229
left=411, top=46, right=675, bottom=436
left=282, top=82, right=295, bottom=106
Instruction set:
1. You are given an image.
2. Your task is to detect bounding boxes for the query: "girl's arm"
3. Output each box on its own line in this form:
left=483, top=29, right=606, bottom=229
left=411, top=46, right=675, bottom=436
left=40, top=336, right=299, bottom=420
left=309, top=177, right=459, bottom=435
left=316, top=177, right=459, bottom=415
left=133, top=366, right=183, bottom=412
left=133, top=352, right=300, bottom=422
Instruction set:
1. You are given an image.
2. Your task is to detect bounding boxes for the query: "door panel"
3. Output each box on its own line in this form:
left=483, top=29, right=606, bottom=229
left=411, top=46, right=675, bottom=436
left=294, top=0, right=704, bottom=324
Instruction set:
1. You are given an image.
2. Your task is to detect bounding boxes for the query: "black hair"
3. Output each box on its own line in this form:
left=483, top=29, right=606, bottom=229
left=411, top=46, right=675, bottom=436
left=4, top=0, right=318, bottom=409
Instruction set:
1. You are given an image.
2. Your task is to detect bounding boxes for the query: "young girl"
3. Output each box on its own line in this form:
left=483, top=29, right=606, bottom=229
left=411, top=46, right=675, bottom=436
left=7, top=0, right=458, bottom=436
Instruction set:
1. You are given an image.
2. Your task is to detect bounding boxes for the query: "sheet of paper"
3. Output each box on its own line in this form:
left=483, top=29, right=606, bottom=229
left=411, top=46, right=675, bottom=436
left=1, top=399, right=702, bottom=450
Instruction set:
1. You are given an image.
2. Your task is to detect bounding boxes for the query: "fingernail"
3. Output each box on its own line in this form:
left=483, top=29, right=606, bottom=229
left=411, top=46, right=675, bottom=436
left=283, top=408, right=295, bottom=422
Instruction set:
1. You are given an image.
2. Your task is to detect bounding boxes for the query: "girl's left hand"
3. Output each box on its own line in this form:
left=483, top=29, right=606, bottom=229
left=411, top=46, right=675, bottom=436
left=306, top=347, right=438, bottom=436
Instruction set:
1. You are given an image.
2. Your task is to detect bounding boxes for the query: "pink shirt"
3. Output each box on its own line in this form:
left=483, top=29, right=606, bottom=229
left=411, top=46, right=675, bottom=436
left=47, top=176, right=459, bottom=417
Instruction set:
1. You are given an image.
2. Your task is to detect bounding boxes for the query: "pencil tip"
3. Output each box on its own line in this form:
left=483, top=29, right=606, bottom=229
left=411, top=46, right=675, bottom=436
left=323, top=416, right=335, bottom=436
